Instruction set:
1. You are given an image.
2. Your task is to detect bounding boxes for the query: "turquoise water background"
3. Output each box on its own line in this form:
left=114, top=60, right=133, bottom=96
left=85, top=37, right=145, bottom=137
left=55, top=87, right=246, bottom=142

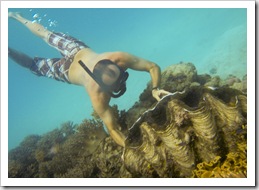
left=8, top=8, right=247, bottom=150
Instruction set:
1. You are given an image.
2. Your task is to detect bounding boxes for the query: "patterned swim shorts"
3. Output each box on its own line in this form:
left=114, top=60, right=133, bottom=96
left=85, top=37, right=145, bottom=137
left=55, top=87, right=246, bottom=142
left=30, top=32, right=89, bottom=83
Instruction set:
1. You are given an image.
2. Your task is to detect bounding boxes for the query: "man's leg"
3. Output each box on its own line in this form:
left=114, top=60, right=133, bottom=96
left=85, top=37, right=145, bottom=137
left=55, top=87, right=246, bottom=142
left=8, top=47, right=34, bottom=69
left=9, top=12, right=51, bottom=41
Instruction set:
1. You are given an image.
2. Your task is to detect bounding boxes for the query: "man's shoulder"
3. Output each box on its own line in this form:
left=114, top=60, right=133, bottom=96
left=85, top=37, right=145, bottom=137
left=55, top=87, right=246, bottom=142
left=101, top=51, right=130, bottom=60
left=113, top=51, right=135, bottom=60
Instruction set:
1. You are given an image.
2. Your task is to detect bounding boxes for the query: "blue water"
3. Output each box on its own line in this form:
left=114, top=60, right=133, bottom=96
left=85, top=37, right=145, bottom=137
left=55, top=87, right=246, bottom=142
left=8, top=8, right=247, bottom=150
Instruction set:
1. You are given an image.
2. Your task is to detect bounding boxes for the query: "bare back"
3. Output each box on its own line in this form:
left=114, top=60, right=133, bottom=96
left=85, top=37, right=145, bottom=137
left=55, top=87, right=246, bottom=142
left=68, top=50, right=127, bottom=88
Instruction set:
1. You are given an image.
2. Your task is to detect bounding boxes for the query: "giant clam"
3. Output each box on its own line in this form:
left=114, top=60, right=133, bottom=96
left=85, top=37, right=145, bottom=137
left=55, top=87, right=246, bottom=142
left=124, top=86, right=247, bottom=177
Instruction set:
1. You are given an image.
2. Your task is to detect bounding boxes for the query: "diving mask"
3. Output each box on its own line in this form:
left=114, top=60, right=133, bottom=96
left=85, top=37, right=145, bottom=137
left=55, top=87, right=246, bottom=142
left=78, top=60, right=129, bottom=98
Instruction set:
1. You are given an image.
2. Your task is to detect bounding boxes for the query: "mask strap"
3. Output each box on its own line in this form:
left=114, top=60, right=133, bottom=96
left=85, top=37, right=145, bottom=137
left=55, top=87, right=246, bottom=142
left=78, top=60, right=109, bottom=90
left=78, top=60, right=125, bottom=98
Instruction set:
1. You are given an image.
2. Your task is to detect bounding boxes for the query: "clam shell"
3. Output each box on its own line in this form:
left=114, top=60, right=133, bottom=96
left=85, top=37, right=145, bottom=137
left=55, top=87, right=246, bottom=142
left=124, top=87, right=247, bottom=177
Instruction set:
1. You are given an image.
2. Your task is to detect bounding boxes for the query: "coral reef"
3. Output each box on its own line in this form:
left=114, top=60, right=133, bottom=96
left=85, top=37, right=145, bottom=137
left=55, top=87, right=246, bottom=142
left=8, top=62, right=247, bottom=178
left=8, top=120, right=108, bottom=178
left=8, top=135, right=41, bottom=177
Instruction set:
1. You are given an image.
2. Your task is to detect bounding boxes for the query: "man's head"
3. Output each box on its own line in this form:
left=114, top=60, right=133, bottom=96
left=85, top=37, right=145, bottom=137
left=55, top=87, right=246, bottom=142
left=93, top=59, right=121, bottom=86
left=93, top=59, right=129, bottom=97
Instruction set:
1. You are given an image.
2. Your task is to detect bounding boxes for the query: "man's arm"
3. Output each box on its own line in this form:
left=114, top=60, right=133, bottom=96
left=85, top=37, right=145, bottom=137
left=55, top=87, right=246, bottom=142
left=115, top=52, right=170, bottom=101
left=87, top=87, right=126, bottom=147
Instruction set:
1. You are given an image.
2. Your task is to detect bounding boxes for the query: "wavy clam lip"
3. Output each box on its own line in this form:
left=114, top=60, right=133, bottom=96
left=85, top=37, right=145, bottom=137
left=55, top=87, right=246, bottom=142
left=124, top=86, right=247, bottom=178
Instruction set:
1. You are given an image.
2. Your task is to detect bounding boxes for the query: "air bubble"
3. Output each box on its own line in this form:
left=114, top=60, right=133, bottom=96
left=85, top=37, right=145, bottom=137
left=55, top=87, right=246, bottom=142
left=33, top=13, right=40, bottom=20
left=31, top=12, right=58, bottom=28
left=48, top=20, right=57, bottom=27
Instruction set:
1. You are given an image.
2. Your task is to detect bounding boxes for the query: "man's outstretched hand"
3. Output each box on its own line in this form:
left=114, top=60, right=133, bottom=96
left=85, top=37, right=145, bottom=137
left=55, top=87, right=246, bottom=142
left=152, top=88, right=171, bottom=101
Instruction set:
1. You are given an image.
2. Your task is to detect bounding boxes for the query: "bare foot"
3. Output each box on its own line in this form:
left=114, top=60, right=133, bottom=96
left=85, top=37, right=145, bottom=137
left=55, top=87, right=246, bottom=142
left=8, top=12, right=22, bottom=19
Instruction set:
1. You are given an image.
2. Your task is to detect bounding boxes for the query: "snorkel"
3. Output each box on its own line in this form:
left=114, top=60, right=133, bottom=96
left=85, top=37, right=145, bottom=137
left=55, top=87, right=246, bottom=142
left=78, top=60, right=129, bottom=98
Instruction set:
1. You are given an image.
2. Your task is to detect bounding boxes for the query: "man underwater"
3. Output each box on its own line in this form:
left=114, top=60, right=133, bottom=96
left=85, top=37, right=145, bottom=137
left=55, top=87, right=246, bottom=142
left=8, top=12, right=170, bottom=147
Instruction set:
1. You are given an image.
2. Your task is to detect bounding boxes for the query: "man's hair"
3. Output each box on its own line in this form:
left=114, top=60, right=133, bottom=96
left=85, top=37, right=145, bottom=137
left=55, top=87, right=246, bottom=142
left=93, top=59, right=119, bottom=81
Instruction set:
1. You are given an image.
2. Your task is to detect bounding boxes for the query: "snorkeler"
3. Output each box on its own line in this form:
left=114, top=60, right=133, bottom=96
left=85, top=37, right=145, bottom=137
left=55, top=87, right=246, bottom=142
left=8, top=12, right=171, bottom=147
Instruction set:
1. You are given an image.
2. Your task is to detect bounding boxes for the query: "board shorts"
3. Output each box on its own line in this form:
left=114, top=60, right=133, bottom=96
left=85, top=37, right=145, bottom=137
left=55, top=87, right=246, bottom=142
left=30, top=32, right=89, bottom=83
